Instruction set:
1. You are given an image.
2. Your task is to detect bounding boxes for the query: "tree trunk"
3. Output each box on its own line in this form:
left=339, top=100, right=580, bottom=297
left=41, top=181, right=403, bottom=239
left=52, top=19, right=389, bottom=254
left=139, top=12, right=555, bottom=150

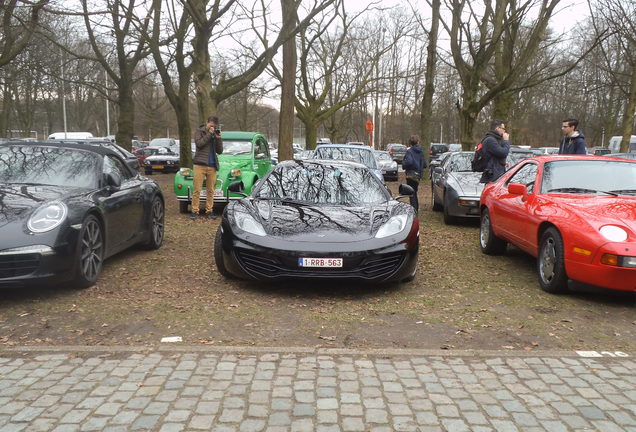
left=303, top=118, right=318, bottom=151
left=419, top=0, right=440, bottom=158
left=177, top=109, right=192, bottom=168
left=278, top=0, right=298, bottom=162
left=115, top=81, right=135, bottom=150
left=492, top=91, right=515, bottom=143
left=619, top=65, right=636, bottom=152
left=459, top=107, right=478, bottom=150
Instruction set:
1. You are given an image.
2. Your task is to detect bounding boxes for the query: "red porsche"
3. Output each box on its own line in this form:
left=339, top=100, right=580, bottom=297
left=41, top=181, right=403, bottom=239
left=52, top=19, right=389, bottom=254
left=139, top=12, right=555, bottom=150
left=479, top=155, right=636, bottom=293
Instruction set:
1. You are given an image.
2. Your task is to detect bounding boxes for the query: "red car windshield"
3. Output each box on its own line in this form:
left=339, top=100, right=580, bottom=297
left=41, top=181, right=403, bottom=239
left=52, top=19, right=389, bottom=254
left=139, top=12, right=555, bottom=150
left=541, top=160, right=636, bottom=195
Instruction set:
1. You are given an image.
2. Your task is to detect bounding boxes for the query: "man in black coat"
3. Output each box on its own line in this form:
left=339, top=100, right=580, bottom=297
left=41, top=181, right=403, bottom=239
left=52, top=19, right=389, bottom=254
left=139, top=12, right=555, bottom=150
left=479, top=120, right=511, bottom=183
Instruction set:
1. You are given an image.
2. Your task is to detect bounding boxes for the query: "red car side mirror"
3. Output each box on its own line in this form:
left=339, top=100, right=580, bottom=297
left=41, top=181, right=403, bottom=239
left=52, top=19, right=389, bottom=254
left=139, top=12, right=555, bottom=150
left=508, top=183, right=527, bottom=196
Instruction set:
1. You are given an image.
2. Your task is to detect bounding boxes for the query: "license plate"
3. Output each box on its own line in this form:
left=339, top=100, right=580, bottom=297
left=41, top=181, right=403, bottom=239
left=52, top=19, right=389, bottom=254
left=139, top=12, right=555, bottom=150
left=152, top=165, right=164, bottom=169
left=214, top=188, right=223, bottom=197
left=298, top=257, right=343, bottom=268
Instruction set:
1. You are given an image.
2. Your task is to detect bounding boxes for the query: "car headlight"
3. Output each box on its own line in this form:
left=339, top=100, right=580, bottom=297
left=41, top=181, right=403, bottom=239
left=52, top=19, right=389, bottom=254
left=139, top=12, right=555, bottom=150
left=235, top=212, right=266, bottom=236
left=375, top=214, right=408, bottom=238
left=599, top=225, right=628, bottom=242
left=231, top=168, right=242, bottom=177
left=179, top=167, right=192, bottom=176
left=145, top=160, right=151, bottom=165
left=27, top=202, right=68, bottom=233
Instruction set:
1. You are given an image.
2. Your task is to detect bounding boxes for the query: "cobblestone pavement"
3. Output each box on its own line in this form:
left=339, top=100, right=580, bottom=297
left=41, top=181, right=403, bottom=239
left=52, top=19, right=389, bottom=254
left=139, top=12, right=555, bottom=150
left=0, top=346, right=634, bottom=432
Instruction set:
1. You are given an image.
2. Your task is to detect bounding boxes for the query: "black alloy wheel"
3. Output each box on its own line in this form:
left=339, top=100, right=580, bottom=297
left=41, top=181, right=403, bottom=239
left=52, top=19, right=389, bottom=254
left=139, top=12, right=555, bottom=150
left=74, top=215, right=104, bottom=289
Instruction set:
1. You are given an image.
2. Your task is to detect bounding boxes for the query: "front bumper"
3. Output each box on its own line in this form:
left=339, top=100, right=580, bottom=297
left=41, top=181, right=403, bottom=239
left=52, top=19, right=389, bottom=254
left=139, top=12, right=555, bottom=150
left=0, top=242, right=78, bottom=288
left=445, top=190, right=480, bottom=218
left=220, top=229, right=418, bottom=283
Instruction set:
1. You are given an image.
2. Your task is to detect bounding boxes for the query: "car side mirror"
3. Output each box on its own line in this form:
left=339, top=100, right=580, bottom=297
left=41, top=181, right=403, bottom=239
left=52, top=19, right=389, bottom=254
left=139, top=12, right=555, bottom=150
left=434, top=167, right=442, bottom=173
left=396, top=183, right=415, bottom=200
left=104, top=172, right=121, bottom=190
left=508, top=183, right=527, bottom=196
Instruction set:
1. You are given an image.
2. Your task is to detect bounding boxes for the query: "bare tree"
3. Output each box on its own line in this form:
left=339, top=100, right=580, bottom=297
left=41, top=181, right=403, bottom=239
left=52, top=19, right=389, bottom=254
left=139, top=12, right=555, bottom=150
left=441, top=0, right=599, bottom=148
left=278, top=0, right=299, bottom=162
left=189, top=0, right=338, bottom=125
left=0, top=0, right=48, bottom=68
left=590, top=0, right=636, bottom=151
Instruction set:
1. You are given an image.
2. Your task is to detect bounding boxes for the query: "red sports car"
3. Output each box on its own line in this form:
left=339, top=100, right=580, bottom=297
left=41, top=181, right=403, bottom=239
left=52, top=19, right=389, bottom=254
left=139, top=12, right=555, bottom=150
left=479, top=155, right=636, bottom=293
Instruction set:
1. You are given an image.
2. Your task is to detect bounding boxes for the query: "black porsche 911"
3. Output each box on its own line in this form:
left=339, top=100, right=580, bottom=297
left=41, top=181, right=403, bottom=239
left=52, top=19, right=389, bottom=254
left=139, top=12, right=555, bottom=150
left=214, top=159, right=419, bottom=283
left=0, top=141, right=165, bottom=289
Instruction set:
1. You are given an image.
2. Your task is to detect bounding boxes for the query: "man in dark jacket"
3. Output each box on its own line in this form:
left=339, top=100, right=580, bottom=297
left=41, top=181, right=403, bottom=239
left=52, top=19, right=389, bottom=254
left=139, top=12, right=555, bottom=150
left=558, top=118, right=586, bottom=154
left=191, top=115, right=223, bottom=220
left=480, top=120, right=511, bottom=183
left=402, top=134, right=427, bottom=212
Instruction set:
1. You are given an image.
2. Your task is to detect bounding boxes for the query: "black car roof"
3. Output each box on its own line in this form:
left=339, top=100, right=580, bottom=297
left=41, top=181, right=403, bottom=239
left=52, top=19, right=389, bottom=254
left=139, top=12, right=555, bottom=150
left=0, top=139, right=123, bottom=158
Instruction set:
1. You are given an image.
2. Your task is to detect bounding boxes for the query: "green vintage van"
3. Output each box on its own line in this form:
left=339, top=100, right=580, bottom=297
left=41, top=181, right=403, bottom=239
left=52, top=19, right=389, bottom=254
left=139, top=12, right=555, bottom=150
left=174, top=131, right=273, bottom=213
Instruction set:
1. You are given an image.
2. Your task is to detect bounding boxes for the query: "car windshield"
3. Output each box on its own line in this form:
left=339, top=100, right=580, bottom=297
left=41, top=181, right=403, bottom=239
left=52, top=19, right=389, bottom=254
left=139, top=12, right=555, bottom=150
left=255, top=162, right=389, bottom=205
left=375, top=152, right=392, bottom=161
left=314, top=147, right=377, bottom=169
left=446, top=153, right=473, bottom=171
left=541, top=160, right=636, bottom=195
left=223, top=140, right=253, bottom=155
left=0, top=145, right=99, bottom=188
left=389, top=145, right=405, bottom=151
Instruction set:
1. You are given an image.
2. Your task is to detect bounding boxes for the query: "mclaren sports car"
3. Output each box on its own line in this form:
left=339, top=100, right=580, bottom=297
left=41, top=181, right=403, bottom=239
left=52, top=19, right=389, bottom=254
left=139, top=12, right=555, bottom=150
left=214, top=159, right=419, bottom=283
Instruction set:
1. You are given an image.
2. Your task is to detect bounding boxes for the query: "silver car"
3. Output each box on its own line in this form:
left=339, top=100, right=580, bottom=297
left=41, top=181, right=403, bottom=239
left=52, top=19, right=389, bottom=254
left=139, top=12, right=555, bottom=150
left=431, top=151, right=483, bottom=224
left=374, top=150, right=398, bottom=181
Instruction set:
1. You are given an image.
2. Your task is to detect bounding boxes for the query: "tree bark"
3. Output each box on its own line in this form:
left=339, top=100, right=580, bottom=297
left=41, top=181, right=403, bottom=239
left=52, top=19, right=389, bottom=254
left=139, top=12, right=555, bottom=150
left=278, top=0, right=298, bottom=162
left=619, top=65, right=636, bottom=152
left=419, top=0, right=440, bottom=158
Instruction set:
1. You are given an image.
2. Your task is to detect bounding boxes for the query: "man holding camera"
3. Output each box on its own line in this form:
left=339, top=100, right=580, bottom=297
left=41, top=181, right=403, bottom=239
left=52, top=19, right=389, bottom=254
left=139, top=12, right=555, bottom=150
left=191, top=115, right=223, bottom=220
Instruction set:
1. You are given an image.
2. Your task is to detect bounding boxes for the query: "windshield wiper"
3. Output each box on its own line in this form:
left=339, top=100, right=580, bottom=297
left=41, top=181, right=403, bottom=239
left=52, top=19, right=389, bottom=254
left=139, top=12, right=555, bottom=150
left=547, top=187, right=613, bottom=195
left=607, top=189, right=636, bottom=195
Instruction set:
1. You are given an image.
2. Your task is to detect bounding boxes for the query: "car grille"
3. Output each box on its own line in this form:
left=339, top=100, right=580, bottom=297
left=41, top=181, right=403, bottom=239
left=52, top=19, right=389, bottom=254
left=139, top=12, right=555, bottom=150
left=234, top=249, right=405, bottom=280
left=0, top=254, right=40, bottom=278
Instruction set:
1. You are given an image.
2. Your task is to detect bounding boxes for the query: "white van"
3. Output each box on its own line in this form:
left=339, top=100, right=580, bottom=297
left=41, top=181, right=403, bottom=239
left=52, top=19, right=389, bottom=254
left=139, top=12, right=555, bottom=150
left=48, top=132, right=94, bottom=140
left=608, top=135, right=636, bottom=153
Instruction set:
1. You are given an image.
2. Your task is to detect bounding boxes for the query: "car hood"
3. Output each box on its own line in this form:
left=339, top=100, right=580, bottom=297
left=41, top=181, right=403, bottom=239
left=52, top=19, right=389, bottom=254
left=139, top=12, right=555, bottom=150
left=447, top=172, right=484, bottom=197
left=218, top=155, right=254, bottom=171
left=0, top=184, right=78, bottom=228
left=545, top=195, right=636, bottom=232
left=235, top=199, right=406, bottom=242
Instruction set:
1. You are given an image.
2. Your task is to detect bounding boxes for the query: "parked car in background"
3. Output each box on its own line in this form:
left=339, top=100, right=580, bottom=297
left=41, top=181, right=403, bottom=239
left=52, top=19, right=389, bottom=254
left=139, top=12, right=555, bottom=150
left=429, top=143, right=449, bottom=163
left=174, top=131, right=273, bottom=213
left=386, top=143, right=406, bottom=163
left=296, top=150, right=315, bottom=160
left=0, top=140, right=164, bottom=289
left=608, top=135, right=636, bottom=153
left=134, top=146, right=161, bottom=166
left=588, top=146, right=611, bottom=156
left=347, top=141, right=366, bottom=146
left=150, top=137, right=178, bottom=154
left=48, top=132, right=94, bottom=140
left=374, top=150, right=398, bottom=181
left=54, top=138, right=140, bottom=172
left=536, top=146, right=559, bottom=155
left=431, top=151, right=483, bottom=224
left=479, top=155, right=636, bottom=294
left=448, top=144, right=462, bottom=152
left=214, top=159, right=419, bottom=283
left=607, top=153, right=636, bottom=161
left=314, top=143, right=383, bottom=182
left=143, top=147, right=179, bottom=175
left=428, top=151, right=449, bottom=178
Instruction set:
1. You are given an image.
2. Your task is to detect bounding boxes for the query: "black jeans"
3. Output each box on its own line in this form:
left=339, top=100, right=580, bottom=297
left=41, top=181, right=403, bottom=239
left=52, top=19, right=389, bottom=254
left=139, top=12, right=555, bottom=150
left=406, top=178, right=419, bottom=212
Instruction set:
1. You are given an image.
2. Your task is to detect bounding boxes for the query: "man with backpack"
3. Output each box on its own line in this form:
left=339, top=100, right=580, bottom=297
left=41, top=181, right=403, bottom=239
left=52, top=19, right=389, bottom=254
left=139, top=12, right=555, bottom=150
left=478, top=119, right=510, bottom=183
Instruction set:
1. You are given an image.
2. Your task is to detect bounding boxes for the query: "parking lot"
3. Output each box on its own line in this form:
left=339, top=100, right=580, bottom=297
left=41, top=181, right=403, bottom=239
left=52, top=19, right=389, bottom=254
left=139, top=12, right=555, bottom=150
left=0, top=171, right=634, bottom=352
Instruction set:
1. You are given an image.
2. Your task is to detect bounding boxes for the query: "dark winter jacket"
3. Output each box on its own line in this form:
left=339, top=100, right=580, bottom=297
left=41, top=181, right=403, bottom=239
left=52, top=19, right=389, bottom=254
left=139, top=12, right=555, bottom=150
left=558, top=131, right=586, bottom=155
left=479, top=130, right=510, bottom=183
left=193, top=125, right=223, bottom=167
left=402, top=145, right=427, bottom=179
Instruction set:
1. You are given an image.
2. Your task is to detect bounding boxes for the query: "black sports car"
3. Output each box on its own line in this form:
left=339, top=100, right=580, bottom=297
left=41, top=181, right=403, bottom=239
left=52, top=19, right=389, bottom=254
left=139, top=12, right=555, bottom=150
left=0, top=141, right=165, bottom=289
left=214, top=159, right=419, bottom=283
